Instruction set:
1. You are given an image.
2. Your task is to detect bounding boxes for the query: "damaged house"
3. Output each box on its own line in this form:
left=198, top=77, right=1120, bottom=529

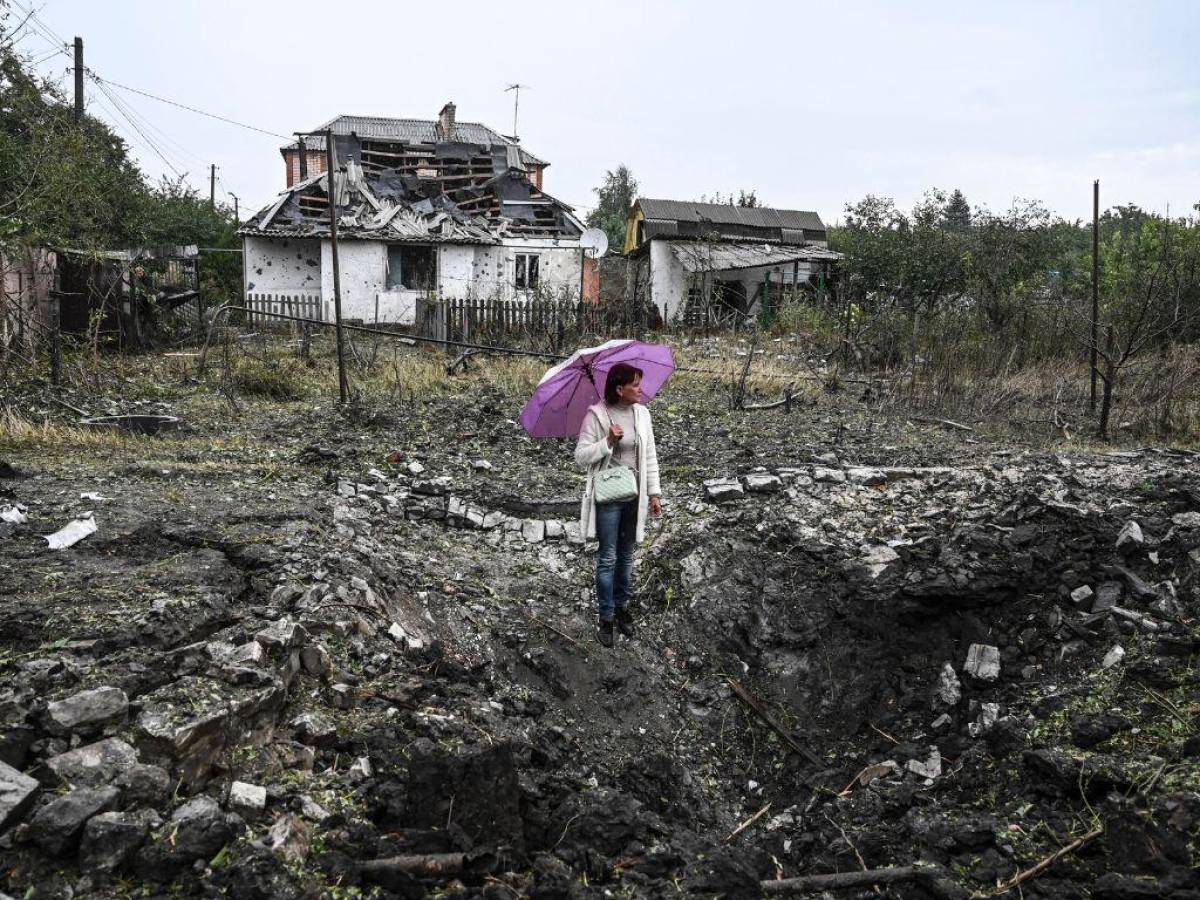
left=623, top=199, right=843, bottom=324
left=239, top=104, right=591, bottom=326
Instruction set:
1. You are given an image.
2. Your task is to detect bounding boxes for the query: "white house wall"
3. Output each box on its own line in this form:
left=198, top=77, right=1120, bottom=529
left=320, top=240, right=389, bottom=323
left=243, top=236, right=321, bottom=294
left=649, top=239, right=687, bottom=320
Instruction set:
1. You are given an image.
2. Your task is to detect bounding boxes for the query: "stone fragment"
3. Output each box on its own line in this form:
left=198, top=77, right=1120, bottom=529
left=299, top=643, right=332, bottom=676
left=963, top=643, right=1001, bottom=681
left=743, top=473, right=782, bottom=493
left=346, top=756, right=372, bottom=783
left=43, top=687, right=128, bottom=736
left=255, top=618, right=306, bottom=652
left=472, top=459, right=493, bottom=471
left=0, top=759, right=38, bottom=829
left=114, top=764, right=171, bottom=808
left=544, top=520, right=565, bottom=540
left=813, top=466, right=847, bottom=484
left=704, top=477, right=744, bottom=501
left=141, top=795, right=242, bottom=872
left=934, top=663, right=961, bottom=707
left=1116, top=520, right=1144, bottom=549
left=1170, top=511, right=1200, bottom=528
left=521, top=519, right=546, bottom=543
left=44, top=737, right=138, bottom=788
left=968, top=702, right=1001, bottom=737
left=298, top=795, right=330, bottom=822
left=847, top=467, right=887, bottom=486
left=931, top=713, right=953, bottom=731
left=1092, top=581, right=1123, bottom=613
left=1069, top=585, right=1094, bottom=605
left=406, top=460, right=425, bottom=476
left=229, top=641, right=265, bottom=667
left=28, top=785, right=120, bottom=855
left=564, top=521, right=584, bottom=545
left=330, top=683, right=355, bottom=710
left=266, top=813, right=310, bottom=863
left=1101, top=645, right=1125, bottom=669
left=905, top=747, right=942, bottom=780
left=79, top=809, right=158, bottom=871
left=228, top=780, right=266, bottom=814
left=863, top=545, right=900, bottom=579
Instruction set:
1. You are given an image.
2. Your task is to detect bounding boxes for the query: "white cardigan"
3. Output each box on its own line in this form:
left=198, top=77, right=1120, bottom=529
left=574, top=402, right=661, bottom=543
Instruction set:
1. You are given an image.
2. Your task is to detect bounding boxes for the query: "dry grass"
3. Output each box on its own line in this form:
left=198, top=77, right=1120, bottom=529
left=0, top=405, right=151, bottom=452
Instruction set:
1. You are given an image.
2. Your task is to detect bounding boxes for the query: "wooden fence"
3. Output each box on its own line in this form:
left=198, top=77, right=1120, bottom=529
left=246, top=291, right=322, bottom=324
left=418, top=296, right=626, bottom=345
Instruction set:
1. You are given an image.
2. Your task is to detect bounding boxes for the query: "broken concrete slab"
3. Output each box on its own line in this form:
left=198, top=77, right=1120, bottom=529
left=254, top=617, right=307, bottom=652
left=0, top=759, right=39, bottom=829
left=44, top=737, right=138, bottom=789
left=743, top=473, right=783, bottom=493
left=964, top=644, right=1001, bottom=681
left=28, top=785, right=120, bottom=856
left=704, top=477, right=744, bottom=501
left=43, top=686, right=128, bottom=736
left=905, top=747, right=942, bottom=780
left=933, top=663, right=961, bottom=707
left=79, top=809, right=159, bottom=872
left=228, top=780, right=267, bottom=814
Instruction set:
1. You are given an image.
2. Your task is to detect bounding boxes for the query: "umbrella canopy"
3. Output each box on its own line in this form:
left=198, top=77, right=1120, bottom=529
left=519, top=339, right=675, bottom=439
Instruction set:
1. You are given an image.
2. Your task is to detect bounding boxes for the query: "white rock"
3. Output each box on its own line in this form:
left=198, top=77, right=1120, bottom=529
left=544, top=520, right=565, bottom=540
left=299, top=795, right=330, bottom=822
left=847, top=467, right=887, bottom=486
left=1116, top=520, right=1144, bottom=549
left=229, top=780, right=266, bottom=812
left=964, top=643, right=1001, bottom=681
left=743, top=473, right=782, bottom=493
left=472, top=459, right=493, bottom=471
left=1171, top=511, right=1200, bottom=528
left=968, top=702, right=1001, bottom=737
left=905, top=747, right=942, bottom=780
left=347, top=756, right=372, bottom=783
left=813, top=467, right=847, bottom=484
left=863, top=545, right=900, bottom=579
left=1070, top=585, right=1094, bottom=605
left=1101, top=645, right=1125, bottom=669
left=521, top=520, right=546, bottom=543
left=407, top=461, right=425, bottom=476
left=934, top=662, right=961, bottom=706
left=704, top=477, right=744, bottom=501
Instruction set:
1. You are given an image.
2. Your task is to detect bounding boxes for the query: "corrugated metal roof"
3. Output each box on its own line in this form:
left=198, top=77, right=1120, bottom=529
left=637, top=199, right=825, bottom=233
left=669, top=240, right=842, bottom=273
left=284, top=115, right=548, bottom=167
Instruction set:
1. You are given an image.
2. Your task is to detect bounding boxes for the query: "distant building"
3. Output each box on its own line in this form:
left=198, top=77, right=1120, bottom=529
left=623, top=199, right=841, bottom=323
left=240, top=103, right=593, bottom=326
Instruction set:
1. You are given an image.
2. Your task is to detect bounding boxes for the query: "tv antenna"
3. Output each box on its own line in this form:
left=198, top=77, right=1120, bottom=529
left=505, top=83, right=529, bottom=140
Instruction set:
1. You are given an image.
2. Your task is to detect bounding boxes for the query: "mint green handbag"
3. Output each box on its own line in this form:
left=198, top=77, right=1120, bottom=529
left=593, top=455, right=638, bottom=504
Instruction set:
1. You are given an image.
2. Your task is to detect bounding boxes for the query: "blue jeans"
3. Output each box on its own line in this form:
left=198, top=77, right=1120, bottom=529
left=595, top=498, right=638, bottom=621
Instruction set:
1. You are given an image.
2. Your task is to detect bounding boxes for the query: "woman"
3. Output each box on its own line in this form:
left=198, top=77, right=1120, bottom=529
left=575, top=362, right=662, bottom=647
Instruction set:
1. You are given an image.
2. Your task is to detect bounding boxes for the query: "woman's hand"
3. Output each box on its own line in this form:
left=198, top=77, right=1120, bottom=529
left=649, top=495, right=662, bottom=517
left=607, top=424, right=624, bottom=447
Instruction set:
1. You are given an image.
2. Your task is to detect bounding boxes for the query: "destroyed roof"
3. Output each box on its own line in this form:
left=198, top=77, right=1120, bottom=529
left=282, top=115, right=548, bottom=169
left=669, top=240, right=842, bottom=273
left=240, top=157, right=581, bottom=244
left=636, top=199, right=826, bottom=234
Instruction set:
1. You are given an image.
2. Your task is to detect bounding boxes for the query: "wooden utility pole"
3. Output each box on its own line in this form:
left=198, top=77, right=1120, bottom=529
left=209, top=164, right=216, bottom=210
left=73, top=38, right=83, bottom=122
left=1090, top=179, right=1099, bottom=411
left=229, top=193, right=239, bottom=222
left=327, top=129, right=348, bottom=402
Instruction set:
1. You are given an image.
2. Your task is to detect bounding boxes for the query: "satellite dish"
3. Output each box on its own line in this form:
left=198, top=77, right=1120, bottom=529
left=579, top=228, right=609, bottom=259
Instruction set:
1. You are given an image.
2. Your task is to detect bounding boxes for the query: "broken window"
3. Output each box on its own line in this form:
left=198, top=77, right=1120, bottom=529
left=386, top=245, right=436, bottom=291
left=514, top=253, right=540, bottom=290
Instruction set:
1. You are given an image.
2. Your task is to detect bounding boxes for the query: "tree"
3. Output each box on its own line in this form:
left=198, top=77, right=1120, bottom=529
left=586, top=164, right=637, bottom=253
left=941, top=189, right=971, bottom=231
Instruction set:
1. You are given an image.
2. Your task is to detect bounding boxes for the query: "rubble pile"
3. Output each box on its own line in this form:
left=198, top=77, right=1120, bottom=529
left=1, top=377, right=1198, bottom=898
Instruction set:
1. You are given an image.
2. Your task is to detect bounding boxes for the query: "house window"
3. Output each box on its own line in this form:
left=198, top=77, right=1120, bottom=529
left=515, top=253, right=540, bottom=290
left=386, top=245, right=435, bottom=291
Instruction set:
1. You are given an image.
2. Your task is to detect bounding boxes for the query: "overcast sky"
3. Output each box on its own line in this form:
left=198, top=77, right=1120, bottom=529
left=16, top=0, right=1200, bottom=226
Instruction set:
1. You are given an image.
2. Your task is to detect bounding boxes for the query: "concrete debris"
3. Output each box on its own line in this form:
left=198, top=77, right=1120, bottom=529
left=28, top=785, right=120, bottom=855
left=905, top=747, right=942, bottom=781
left=963, top=644, right=1001, bottom=681
left=265, top=812, right=309, bottom=863
left=43, top=512, right=98, bottom=550
left=704, top=477, right=744, bottom=501
left=228, top=780, right=267, bottom=813
left=1069, top=585, right=1094, bottom=605
left=743, top=473, right=783, bottom=493
left=43, top=687, right=129, bottom=736
left=44, top=737, right=138, bottom=788
left=1116, top=520, right=1144, bottom=549
left=0, top=503, right=27, bottom=524
left=0, top=759, right=39, bottom=829
left=863, top=544, right=900, bottom=579
left=933, top=662, right=962, bottom=707
left=1101, top=645, right=1126, bottom=669
left=347, top=756, right=372, bottom=783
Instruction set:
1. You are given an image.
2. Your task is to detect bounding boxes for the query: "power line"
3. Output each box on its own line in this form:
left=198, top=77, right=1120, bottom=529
left=91, top=73, right=290, bottom=140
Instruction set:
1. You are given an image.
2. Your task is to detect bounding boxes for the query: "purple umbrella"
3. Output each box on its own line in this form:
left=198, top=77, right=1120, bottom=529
left=519, top=339, right=675, bottom=439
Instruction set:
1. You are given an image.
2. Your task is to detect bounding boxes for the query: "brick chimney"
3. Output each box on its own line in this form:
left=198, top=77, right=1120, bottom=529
left=438, top=102, right=456, bottom=140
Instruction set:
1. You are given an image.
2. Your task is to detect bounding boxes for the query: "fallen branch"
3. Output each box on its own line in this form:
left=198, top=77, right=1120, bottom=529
left=727, top=678, right=822, bottom=766
left=762, top=866, right=924, bottom=893
left=360, top=852, right=465, bottom=879
left=971, top=826, right=1102, bottom=898
left=912, top=416, right=975, bottom=432
left=723, top=802, right=771, bottom=844
left=743, top=383, right=797, bottom=412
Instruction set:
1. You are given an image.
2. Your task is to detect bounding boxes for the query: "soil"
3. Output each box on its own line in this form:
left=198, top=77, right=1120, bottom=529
left=1, top=338, right=1198, bottom=899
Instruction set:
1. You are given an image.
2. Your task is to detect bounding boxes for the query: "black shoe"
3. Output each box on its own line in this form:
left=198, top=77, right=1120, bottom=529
left=597, top=619, right=614, bottom=648
left=614, top=607, right=635, bottom=638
